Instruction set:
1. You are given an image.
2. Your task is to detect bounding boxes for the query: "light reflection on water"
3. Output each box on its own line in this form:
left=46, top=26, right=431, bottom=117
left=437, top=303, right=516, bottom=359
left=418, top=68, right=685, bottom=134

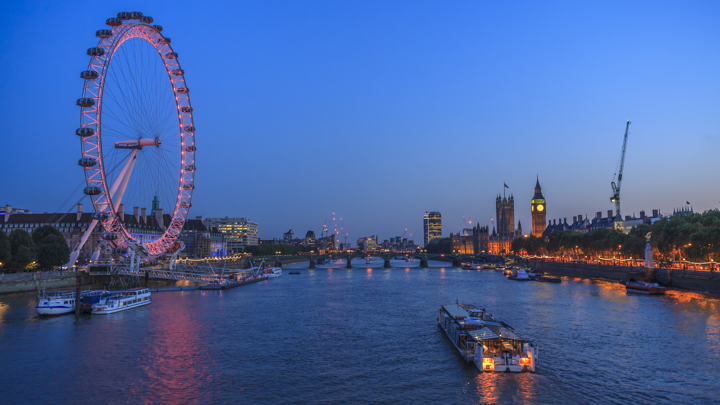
left=0, top=263, right=719, bottom=404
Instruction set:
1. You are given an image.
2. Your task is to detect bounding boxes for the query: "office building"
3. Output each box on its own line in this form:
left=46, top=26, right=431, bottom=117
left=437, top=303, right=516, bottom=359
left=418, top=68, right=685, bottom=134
left=423, top=211, right=442, bottom=247
left=203, top=217, right=258, bottom=254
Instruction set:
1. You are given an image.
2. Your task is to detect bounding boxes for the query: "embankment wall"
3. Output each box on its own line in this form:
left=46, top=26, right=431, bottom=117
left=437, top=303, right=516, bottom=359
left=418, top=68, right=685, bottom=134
left=525, top=260, right=720, bottom=294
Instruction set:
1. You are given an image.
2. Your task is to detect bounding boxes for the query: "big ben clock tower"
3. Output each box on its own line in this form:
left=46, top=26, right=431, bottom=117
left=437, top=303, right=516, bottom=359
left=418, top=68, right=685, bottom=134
left=531, top=176, right=546, bottom=237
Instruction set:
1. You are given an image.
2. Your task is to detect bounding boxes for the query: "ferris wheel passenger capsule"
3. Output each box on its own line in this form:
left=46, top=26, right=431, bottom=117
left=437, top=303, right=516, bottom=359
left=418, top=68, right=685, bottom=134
left=106, top=17, right=122, bottom=26
left=156, top=37, right=171, bottom=44
left=177, top=87, right=189, bottom=94
left=130, top=11, right=143, bottom=20
left=184, top=145, right=196, bottom=152
left=75, top=127, right=95, bottom=137
left=96, top=29, right=113, bottom=38
left=141, top=16, right=154, bottom=24
left=93, top=212, right=110, bottom=220
left=181, top=106, right=193, bottom=113
left=102, top=232, right=119, bottom=240
left=87, top=47, right=105, bottom=57
left=80, top=70, right=99, bottom=80
left=182, top=183, right=195, bottom=190
left=115, top=247, right=128, bottom=255
left=184, top=165, right=196, bottom=172
left=76, top=98, right=95, bottom=108
left=180, top=202, right=192, bottom=208
left=78, top=158, right=97, bottom=167
left=172, top=69, right=184, bottom=76
left=117, top=12, right=131, bottom=20
left=183, top=125, right=195, bottom=132
left=84, top=186, right=101, bottom=196
left=164, top=51, right=178, bottom=59
left=153, top=25, right=163, bottom=32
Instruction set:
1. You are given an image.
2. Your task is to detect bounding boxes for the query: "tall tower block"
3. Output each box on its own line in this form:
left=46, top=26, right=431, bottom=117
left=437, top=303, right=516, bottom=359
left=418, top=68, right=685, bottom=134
left=531, top=177, right=546, bottom=237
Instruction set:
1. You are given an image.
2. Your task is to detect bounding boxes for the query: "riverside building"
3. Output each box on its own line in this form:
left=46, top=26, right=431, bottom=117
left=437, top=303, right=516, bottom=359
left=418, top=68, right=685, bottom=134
left=203, top=217, right=258, bottom=254
left=423, top=211, right=442, bottom=247
left=1, top=204, right=224, bottom=262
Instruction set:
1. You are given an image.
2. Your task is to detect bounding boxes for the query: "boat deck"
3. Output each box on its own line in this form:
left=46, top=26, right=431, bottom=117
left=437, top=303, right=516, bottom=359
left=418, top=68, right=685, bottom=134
left=438, top=303, right=537, bottom=373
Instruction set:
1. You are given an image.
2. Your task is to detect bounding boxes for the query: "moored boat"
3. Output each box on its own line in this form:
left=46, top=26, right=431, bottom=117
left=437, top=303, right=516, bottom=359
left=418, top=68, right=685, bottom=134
left=508, top=268, right=532, bottom=281
left=437, top=303, right=537, bottom=372
left=92, top=288, right=151, bottom=314
left=36, top=291, right=76, bottom=316
left=626, top=280, right=666, bottom=294
left=536, top=276, right=562, bottom=283
left=37, top=290, right=108, bottom=316
left=264, top=267, right=282, bottom=278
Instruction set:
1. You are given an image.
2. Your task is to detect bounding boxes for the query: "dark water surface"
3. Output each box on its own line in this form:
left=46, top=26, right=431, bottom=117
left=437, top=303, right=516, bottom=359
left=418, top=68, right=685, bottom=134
left=1, top=264, right=719, bottom=404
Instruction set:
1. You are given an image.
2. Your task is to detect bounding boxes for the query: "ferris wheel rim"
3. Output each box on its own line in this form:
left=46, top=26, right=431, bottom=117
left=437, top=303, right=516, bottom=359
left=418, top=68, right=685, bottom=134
left=77, top=13, right=196, bottom=257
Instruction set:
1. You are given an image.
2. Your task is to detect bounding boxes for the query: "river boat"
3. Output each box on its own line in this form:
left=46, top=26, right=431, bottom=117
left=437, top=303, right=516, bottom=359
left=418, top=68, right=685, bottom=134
left=91, top=288, right=151, bottom=314
left=365, top=257, right=373, bottom=264
left=626, top=280, right=666, bottom=294
left=508, top=269, right=532, bottom=281
left=535, top=276, right=561, bottom=283
left=264, top=267, right=282, bottom=278
left=36, top=290, right=108, bottom=316
left=437, top=303, right=537, bottom=372
left=462, top=263, right=473, bottom=269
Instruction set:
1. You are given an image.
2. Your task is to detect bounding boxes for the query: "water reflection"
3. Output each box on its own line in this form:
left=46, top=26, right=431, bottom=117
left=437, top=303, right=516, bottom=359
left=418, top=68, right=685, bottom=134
left=0, top=302, right=9, bottom=322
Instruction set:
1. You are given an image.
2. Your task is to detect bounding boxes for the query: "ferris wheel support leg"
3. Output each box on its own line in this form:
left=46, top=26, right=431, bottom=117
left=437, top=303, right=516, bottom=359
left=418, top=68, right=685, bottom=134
left=66, top=150, right=140, bottom=270
left=112, top=149, right=140, bottom=212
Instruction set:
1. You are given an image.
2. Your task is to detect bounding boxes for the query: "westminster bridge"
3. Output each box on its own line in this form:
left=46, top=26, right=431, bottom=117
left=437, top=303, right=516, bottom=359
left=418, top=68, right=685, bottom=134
left=249, top=252, right=505, bottom=269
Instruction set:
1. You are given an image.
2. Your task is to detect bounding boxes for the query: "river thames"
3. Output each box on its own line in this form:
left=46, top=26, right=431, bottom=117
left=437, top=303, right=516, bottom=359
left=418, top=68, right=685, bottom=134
left=1, top=262, right=719, bottom=404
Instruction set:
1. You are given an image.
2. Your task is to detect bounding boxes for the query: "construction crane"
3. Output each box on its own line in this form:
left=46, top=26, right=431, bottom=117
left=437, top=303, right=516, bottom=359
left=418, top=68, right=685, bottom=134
left=610, top=120, right=631, bottom=222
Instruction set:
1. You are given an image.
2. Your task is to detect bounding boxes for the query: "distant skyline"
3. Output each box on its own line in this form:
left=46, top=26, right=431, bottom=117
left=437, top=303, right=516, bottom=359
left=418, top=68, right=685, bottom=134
left=1, top=1, right=719, bottom=243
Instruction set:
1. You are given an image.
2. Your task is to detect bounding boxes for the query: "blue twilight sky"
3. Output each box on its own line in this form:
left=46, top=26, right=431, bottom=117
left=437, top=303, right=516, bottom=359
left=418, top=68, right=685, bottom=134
left=1, top=1, right=719, bottom=243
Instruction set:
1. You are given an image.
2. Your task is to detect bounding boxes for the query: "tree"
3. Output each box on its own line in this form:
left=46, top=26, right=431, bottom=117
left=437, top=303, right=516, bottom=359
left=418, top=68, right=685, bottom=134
left=37, top=234, right=70, bottom=270
left=0, top=231, right=11, bottom=271
left=9, top=229, right=36, bottom=271
left=32, top=225, right=64, bottom=246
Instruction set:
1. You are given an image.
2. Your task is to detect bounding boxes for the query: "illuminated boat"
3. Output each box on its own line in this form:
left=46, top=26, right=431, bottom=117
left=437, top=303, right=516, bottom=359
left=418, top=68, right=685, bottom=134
left=36, top=290, right=108, bottom=316
left=508, top=268, right=532, bottom=281
left=438, top=303, right=537, bottom=372
left=264, top=267, right=283, bottom=278
left=626, top=280, right=666, bottom=294
left=91, top=288, right=151, bottom=314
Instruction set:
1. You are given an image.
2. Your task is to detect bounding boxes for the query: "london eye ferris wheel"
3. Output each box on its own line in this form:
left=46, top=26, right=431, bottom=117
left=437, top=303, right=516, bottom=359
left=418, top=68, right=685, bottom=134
left=73, top=11, right=195, bottom=264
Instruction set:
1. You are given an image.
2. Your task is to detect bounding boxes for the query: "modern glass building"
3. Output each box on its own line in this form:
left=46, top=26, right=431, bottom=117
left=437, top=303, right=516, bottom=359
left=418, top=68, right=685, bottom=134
left=423, top=211, right=442, bottom=247
left=203, top=217, right=258, bottom=254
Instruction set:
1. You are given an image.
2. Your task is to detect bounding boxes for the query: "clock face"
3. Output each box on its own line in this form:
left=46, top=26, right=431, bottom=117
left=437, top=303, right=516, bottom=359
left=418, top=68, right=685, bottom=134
left=537, top=204, right=544, bottom=212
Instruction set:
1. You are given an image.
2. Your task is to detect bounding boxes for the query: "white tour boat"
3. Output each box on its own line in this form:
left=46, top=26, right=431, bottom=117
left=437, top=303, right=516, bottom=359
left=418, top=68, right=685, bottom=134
left=264, top=267, right=283, bottom=278
left=37, top=291, right=77, bottom=316
left=438, top=303, right=537, bottom=373
left=92, top=288, right=151, bottom=314
left=508, top=268, right=532, bottom=281
left=36, top=290, right=108, bottom=316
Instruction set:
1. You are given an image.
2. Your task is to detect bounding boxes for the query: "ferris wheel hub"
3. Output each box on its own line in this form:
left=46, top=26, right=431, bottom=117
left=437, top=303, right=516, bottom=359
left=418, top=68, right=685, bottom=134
left=114, top=137, right=161, bottom=149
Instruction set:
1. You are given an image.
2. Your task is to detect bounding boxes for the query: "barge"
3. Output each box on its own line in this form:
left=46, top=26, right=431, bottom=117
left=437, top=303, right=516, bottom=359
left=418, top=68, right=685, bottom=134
left=438, top=303, right=537, bottom=372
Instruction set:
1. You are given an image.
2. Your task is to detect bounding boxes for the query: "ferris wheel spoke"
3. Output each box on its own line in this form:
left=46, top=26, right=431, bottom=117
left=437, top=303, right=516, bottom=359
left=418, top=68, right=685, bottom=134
left=117, top=43, right=144, bottom=124
left=104, top=72, right=144, bottom=136
left=103, top=85, right=139, bottom=133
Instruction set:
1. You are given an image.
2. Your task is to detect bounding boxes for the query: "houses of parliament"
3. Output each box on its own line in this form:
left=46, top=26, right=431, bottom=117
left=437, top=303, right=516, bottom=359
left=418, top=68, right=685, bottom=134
left=450, top=178, right=546, bottom=255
